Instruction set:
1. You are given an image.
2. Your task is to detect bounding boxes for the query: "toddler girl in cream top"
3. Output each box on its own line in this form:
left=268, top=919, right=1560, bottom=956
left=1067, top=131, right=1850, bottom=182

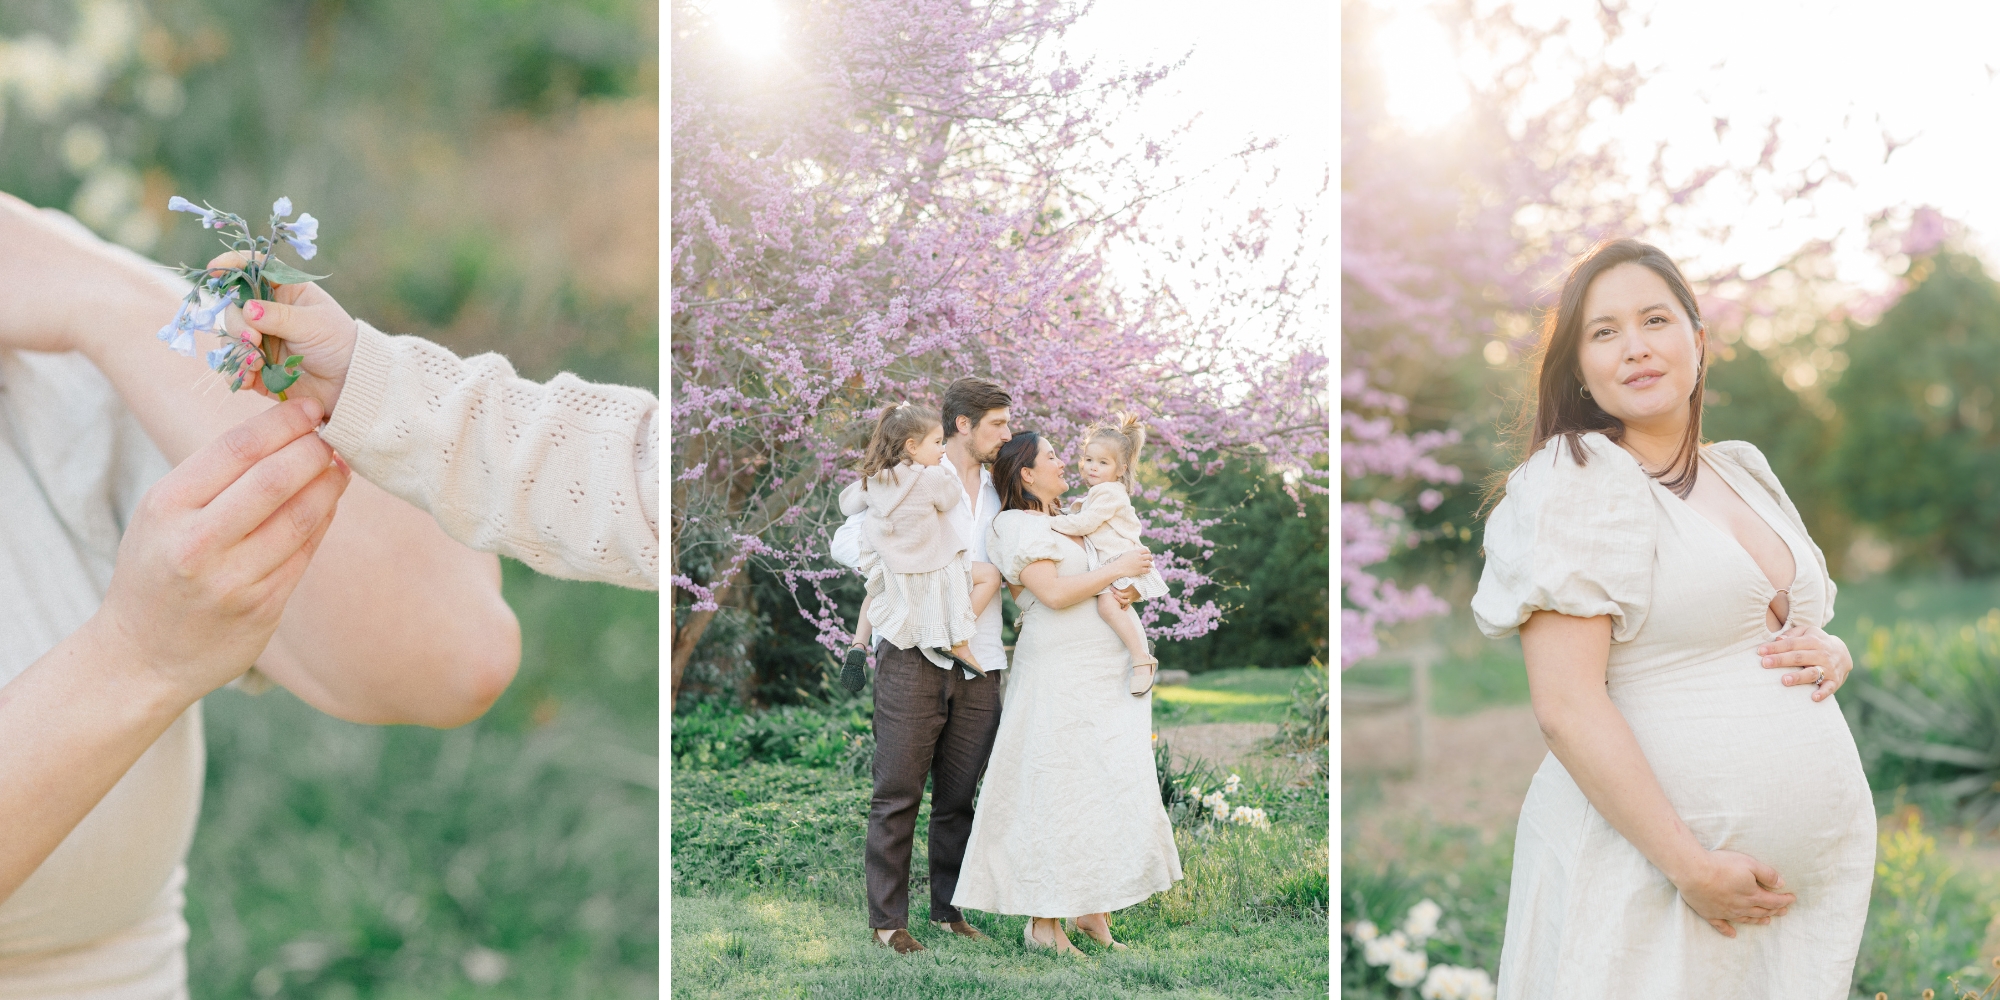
left=208, top=251, right=658, bottom=590
left=837, top=404, right=1002, bottom=677
left=1048, top=415, right=1168, bottom=695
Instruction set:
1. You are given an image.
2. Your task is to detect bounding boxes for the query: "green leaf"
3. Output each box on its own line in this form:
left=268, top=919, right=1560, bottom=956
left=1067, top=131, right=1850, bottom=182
left=283, top=354, right=304, bottom=368
left=262, top=364, right=301, bottom=393
left=259, top=258, right=330, bottom=286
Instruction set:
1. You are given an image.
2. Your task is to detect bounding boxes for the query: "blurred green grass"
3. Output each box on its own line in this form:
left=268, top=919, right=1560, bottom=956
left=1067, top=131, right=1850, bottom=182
left=1151, top=666, right=1307, bottom=728
left=189, top=559, right=659, bottom=997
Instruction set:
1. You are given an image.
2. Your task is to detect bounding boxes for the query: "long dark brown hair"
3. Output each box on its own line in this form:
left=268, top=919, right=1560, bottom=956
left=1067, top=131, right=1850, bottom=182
left=1517, top=237, right=1709, bottom=499
left=992, top=431, right=1053, bottom=514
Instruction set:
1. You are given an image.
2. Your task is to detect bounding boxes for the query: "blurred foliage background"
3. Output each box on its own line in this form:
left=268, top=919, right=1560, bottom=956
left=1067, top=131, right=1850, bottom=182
left=0, top=0, right=658, bottom=995
left=680, top=455, right=1331, bottom=709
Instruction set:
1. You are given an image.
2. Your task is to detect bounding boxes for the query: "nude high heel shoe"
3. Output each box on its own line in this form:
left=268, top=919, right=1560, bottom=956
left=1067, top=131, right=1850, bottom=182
left=1066, top=915, right=1127, bottom=950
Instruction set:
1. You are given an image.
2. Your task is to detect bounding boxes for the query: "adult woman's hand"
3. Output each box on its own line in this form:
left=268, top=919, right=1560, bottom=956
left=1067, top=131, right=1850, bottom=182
left=1757, top=624, right=1852, bottom=702
left=0, top=396, right=347, bottom=906
left=1670, top=849, right=1796, bottom=938
left=93, top=396, right=349, bottom=702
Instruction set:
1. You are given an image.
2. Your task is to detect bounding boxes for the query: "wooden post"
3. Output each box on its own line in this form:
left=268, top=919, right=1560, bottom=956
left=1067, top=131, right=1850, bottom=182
left=1411, top=646, right=1434, bottom=777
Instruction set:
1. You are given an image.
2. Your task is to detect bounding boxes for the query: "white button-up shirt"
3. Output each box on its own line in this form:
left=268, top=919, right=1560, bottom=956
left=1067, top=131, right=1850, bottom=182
left=832, top=451, right=1006, bottom=671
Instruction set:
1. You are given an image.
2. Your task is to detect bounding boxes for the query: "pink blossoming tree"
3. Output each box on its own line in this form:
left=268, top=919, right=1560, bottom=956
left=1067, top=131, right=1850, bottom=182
left=1340, top=0, right=1877, bottom=666
left=670, top=0, right=1328, bottom=701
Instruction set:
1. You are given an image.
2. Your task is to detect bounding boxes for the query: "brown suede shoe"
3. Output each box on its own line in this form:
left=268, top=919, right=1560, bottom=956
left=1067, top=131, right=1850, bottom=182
left=873, top=928, right=926, bottom=954
left=932, top=919, right=987, bottom=941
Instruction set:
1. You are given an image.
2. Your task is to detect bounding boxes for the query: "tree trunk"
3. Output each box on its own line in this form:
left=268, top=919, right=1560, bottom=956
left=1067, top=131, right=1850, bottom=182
left=669, top=564, right=745, bottom=711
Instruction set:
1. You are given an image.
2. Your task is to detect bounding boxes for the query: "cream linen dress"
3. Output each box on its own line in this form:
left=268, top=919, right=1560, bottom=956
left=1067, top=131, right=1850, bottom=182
left=950, top=510, right=1181, bottom=917
left=0, top=350, right=200, bottom=999
left=1472, top=432, right=1874, bottom=1000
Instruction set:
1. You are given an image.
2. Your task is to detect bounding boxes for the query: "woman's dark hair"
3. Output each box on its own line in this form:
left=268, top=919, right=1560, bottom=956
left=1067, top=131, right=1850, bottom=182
left=1519, top=237, right=1708, bottom=499
left=992, top=431, right=1051, bottom=513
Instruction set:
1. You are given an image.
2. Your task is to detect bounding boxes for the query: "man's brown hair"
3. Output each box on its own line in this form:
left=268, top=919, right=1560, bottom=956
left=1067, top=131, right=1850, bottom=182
left=941, top=376, right=1012, bottom=440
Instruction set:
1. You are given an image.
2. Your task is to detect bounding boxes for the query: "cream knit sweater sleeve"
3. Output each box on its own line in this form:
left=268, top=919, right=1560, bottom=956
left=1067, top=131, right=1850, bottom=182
left=320, top=320, right=660, bottom=590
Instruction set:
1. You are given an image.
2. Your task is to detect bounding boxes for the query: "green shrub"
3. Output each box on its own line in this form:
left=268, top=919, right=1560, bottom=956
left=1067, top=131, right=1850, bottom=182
left=1847, top=613, right=2000, bottom=826
left=1265, top=658, right=1330, bottom=778
left=670, top=763, right=873, bottom=895
left=1852, top=808, right=1997, bottom=996
left=672, top=700, right=873, bottom=776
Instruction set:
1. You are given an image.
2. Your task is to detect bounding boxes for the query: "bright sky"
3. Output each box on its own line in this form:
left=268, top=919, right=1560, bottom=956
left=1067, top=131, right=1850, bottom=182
left=1062, top=0, right=1332, bottom=202
left=683, top=0, right=1334, bottom=354
left=1062, top=0, right=1333, bottom=347
left=1372, top=0, right=2000, bottom=295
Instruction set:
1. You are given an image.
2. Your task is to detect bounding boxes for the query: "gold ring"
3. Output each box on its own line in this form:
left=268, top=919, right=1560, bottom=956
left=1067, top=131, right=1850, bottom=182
left=1814, top=665, right=1827, bottom=684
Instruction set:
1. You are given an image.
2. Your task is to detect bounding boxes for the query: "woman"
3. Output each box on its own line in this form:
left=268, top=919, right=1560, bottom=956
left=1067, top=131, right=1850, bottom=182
left=1472, top=238, right=1873, bottom=997
left=951, top=431, right=1180, bottom=954
left=0, top=194, right=519, bottom=996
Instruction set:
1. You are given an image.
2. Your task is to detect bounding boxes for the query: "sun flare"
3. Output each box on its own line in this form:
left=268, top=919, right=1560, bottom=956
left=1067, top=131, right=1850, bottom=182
left=704, top=0, right=784, bottom=60
left=1374, top=8, right=1468, bottom=132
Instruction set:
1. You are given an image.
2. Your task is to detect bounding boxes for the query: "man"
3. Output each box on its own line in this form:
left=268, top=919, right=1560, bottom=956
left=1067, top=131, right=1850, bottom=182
left=832, top=376, right=1011, bottom=953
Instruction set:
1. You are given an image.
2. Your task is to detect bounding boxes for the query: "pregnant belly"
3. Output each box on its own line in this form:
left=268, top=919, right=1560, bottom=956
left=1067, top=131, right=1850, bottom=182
left=1611, top=649, right=1872, bottom=891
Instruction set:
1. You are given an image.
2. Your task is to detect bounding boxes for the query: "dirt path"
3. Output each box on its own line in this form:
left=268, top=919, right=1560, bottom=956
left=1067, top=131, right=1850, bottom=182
left=1158, top=722, right=1280, bottom=773
left=1342, top=704, right=1548, bottom=858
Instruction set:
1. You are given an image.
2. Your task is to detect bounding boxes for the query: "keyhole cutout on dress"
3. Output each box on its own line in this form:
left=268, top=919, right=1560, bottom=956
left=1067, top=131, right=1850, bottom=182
left=1671, top=456, right=1800, bottom=633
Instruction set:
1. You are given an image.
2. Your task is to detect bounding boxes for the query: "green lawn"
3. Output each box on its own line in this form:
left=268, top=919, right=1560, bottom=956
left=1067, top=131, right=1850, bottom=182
left=670, top=669, right=1330, bottom=999
left=1827, top=575, right=2000, bottom=644
left=1341, top=572, right=2000, bottom=722
left=1342, top=642, right=1530, bottom=718
left=1153, top=666, right=1311, bottom=727
left=186, top=560, right=659, bottom=997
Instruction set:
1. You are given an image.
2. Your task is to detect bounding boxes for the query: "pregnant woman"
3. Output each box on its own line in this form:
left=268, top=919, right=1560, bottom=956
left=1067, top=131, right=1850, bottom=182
left=952, top=430, right=1181, bottom=954
left=1472, top=238, right=1873, bottom=997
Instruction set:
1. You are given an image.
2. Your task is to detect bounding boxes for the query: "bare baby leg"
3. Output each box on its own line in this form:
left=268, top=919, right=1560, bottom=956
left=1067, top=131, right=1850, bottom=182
left=1097, top=591, right=1157, bottom=696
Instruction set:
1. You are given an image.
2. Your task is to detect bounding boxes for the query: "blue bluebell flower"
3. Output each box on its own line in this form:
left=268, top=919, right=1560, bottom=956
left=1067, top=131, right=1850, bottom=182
left=156, top=307, right=197, bottom=357
left=279, top=212, right=319, bottom=260
left=205, top=344, right=235, bottom=372
left=190, top=289, right=238, bottom=333
left=273, top=196, right=293, bottom=218
left=167, top=195, right=222, bottom=229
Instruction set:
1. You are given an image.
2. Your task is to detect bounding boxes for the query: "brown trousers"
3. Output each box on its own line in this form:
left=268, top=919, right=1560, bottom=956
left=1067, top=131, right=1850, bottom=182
left=864, top=640, right=1003, bottom=929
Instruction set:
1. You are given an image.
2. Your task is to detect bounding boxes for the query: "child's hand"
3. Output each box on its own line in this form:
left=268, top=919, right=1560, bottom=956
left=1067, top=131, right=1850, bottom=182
left=204, top=251, right=358, bottom=418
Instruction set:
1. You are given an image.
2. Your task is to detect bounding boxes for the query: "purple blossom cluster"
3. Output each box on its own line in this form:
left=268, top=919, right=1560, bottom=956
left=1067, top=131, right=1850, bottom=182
left=670, top=0, right=1327, bottom=680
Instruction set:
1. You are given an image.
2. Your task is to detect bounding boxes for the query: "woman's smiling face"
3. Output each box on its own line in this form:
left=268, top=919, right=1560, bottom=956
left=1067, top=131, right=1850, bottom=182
left=1576, top=262, right=1704, bottom=431
left=1021, top=437, right=1068, bottom=504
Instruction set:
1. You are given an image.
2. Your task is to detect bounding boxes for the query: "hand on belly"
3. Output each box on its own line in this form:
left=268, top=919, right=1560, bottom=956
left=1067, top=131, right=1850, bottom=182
left=1672, top=848, right=1795, bottom=938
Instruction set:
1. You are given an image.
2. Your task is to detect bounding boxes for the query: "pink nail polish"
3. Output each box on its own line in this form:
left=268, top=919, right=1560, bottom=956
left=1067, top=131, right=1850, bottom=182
left=246, top=301, right=264, bottom=321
